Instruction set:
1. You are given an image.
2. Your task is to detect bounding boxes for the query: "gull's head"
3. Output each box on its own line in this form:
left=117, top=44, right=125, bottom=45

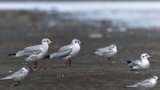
left=141, top=53, right=153, bottom=59
left=22, top=67, right=29, bottom=72
left=109, top=44, right=117, bottom=52
left=153, top=76, right=158, bottom=80
left=71, top=39, right=84, bottom=45
left=110, top=44, right=117, bottom=49
left=42, top=38, right=54, bottom=45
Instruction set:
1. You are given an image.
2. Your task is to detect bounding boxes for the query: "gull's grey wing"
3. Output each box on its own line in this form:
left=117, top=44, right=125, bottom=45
left=96, top=47, right=105, bottom=51
left=24, top=45, right=41, bottom=50
left=58, top=44, right=73, bottom=52
left=129, top=60, right=142, bottom=69
left=135, top=79, right=151, bottom=87
left=51, top=49, right=72, bottom=58
left=127, top=79, right=151, bottom=88
left=11, top=68, right=24, bottom=77
left=96, top=45, right=112, bottom=52
left=24, top=49, right=42, bottom=55
left=104, top=49, right=113, bottom=55
left=16, top=45, right=42, bottom=57
left=99, top=46, right=112, bottom=52
left=93, top=47, right=106, bottom=56
left=94, top=47, right=113, bottom=56
left=11, top=68, right=28, bottom=81
left=1, top=68, right=28, bottom=81
left=50, top=44, right=73, bottom=58
left=104, top=45, right=113, bottom=50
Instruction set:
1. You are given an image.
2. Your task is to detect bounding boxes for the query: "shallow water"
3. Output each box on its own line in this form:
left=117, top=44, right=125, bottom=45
left=0, top=1, right=160, bottom=28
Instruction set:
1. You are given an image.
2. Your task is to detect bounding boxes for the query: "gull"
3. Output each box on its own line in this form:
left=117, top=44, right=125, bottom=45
left=126, top=76, right=158, bottom=90
left=1, top=67, right=29, bottom=86
left=92, top=44, right=117, bottom=61
left=127, top=53, right=153, bottom=71
left=44, top=39, right=83, bottom=68
left=8, top=38, right=54, bottom=70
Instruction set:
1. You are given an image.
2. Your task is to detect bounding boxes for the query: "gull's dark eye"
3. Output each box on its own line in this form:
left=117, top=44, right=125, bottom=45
left=143, top=56, right=145, bottom=58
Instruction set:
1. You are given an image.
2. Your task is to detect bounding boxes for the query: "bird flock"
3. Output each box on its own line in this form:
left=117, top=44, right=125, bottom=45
left=0, top=38, right=158, bottom=89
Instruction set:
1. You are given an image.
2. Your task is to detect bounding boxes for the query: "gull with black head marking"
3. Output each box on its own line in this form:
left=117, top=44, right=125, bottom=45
left=44, top=39, right=83, bottom=68
left=8, top=38, right=54, bottom=70
left=127, top=53, right=153, bottom=72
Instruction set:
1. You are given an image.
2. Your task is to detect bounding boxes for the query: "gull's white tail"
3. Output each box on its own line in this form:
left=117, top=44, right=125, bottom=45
left=126, top=84, right=137, bottom=88
left=1, top=75, right=12, bottom=80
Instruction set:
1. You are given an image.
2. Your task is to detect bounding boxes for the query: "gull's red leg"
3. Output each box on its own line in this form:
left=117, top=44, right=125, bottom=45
left=32, top=61, right=38, bottom=70
left=69, top=60, right=72, bottom=66
left=64, top=60, right=68, bottom=68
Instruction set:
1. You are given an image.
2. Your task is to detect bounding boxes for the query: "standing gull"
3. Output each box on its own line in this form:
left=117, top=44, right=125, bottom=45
left=92, top=44, right=117, bottom=61
left=127, top=53, right=153, bottom=71
left=44, top=39, right=83, bottom=68
left=1, top=67, right=29, bottom=86
left=126, top=76, right=158, bottom=90
left=8, top=38, right=54, bottom=70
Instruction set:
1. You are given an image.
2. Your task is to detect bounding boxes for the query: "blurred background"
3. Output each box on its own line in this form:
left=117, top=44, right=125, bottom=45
left=0, top=0, right=160, bottom=90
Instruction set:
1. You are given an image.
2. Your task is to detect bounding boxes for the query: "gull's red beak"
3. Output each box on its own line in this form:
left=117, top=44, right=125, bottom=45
left=49, top=41, right=55, bottom=45
left=149, top=54, right=154, bottom=58
left=81, top=43, right=85, bottom=45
